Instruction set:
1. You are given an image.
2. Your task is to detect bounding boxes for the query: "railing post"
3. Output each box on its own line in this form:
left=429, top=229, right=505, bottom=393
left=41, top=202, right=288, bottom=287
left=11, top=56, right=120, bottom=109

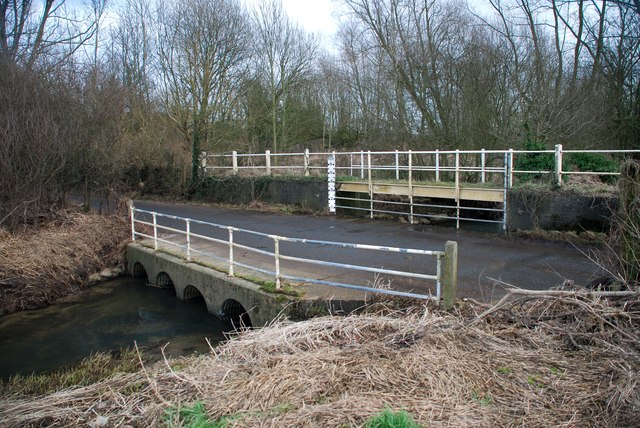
left=328, top=152, right=336, bottom=214
left=435, top=149, right=440, bottom=182
left=508, top=149, right=514, bottom=189
left=265, top=150, right=271, bottom=175
left=455, top=150, right=460, bottom=229
left=555, top=144, right=563, bottom=187
left=228, top=227, right=234, bottom=277
left=408, top=150, right=414, bottom=224
left=186, top=219, right=191, bottom=262
left=349, top=153, right=353, bottom=177
left=395, top=149, right=400, bottom=180
left=232, top=151, right=238, bottom=175
left=367, top=151, right=373, bottom=219
left=481, top=149, right=486, bottom=183
left=273, top=237, right=281, bottom=289
left=130, top=206, right=136, bottom=241
left=304, top=149, right=310, bottom=176
left=442, top=241, right=458, bottom=309
left=360, top=150, right=365, bottom=179
left=152, top=212, right=158, bottom=251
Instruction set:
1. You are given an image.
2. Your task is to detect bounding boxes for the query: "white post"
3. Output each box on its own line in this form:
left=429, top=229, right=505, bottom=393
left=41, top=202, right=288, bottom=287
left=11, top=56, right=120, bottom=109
left=152, top=212, right=158, bottom=251
left=555, top=144, right=563, bottom=187
left=455, top=150, right=460, bottom=229
left=349, top=153, right=353, bottom=177
left=395, top=149, right=400, bottom=180
left=201, top=151, right=207, bottom=169
left=408, top=150, right=414, bottom=224
left=228, top=228, right=234, bottom=277
left=328, top=152, right=336, bottom=214
left=232, top=151, right=238, bottom=175
left=186, top=219, right=191, bottom=262
left=435, top=150, right=440, bottom=182
left=508, top=149, right=514, bottom=189
left=360, top=151, right=365, bottom=179
left=265, top=150, right=272, bottom=175
left=481, top=149, right=486, bottom=183
left=304, top=148, right=310, bottom=176
left=368, top=151, right=373, bottom=219
left=274, top=237, right=281, bottom=289
left=130, top=206, right=136, bottom=241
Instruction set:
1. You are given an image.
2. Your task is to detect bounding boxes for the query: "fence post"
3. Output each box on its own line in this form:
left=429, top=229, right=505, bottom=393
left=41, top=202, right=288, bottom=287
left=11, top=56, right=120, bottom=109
left=367, top=151, right=373, bottom=219
left=232, top=151, right=238, bottom=175
left=395, top=149, right=400, bottom=180
left=328, top=152, right=336, bottom=214
left=152, top=212, right=158, bottom=251
left=360, top=150, right=365, bottom=179
left=435, top=149, right=440, bottom=182
left=481, top=149, right=486, bottom=183
left=442, top=241, right=458, bottom=309
left=350, top=153, right=353, bottom=177
left=186, top=219, right=191, bottom=262
left=408, top=150, right=414, bottom=224
left=130, top=206, right=136, bottom=241
left=555, top=144, right=563, bottom=187
left=228, top=228, right=234, bottom=277
left=273, top=237, right=281, bottom=289
left=304, top=149, right=310, bottom=176
left=265, top=150, right=271, bottom=175
left=455, top=150, right=460, bottom=229
left=508, top=149, right=514, bottom=189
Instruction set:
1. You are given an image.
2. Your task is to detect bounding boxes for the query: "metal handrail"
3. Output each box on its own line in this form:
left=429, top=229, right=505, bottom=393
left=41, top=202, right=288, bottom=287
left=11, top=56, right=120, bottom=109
left=130, top=207, right=452, bottom=300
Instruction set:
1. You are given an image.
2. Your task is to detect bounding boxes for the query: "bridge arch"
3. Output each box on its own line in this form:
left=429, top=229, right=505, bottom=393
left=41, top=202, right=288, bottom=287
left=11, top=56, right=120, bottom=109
left=183, top=285, right=205, bottom=304
left=156, top=272, right=176, bottom=295
left=221, top=298, right=252, bottom=329
left=132, top=262, right=148, bottom=283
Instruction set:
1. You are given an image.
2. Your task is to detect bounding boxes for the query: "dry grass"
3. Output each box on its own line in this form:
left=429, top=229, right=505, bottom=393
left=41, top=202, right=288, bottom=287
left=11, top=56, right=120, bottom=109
left=1, top=289, right=638, bottom=428
left=0, top=210, right=130, bottom=315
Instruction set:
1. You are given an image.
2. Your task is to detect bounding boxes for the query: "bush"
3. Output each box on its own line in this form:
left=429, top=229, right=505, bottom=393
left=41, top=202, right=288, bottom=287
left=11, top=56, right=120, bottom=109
left=514, top=140, right=554, bottom=183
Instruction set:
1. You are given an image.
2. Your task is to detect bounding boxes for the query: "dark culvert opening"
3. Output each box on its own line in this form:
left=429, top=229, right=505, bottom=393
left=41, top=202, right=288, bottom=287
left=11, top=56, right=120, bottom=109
left=221, top=299, right=252, bottom=329
left=132, top=262, right=148, bottom=283
left=183, top=285, right=206, bottom=307
left=156, top=272, right=176, bottom=296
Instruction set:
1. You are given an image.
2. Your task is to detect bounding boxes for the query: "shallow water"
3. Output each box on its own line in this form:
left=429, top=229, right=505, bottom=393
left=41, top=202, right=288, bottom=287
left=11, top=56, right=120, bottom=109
left=0, top=277, right=231, bottom=379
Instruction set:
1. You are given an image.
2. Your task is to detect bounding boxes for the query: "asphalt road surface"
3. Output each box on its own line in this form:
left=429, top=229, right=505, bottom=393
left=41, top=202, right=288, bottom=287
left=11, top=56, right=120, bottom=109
left=134, top=200, right=603, bottom=302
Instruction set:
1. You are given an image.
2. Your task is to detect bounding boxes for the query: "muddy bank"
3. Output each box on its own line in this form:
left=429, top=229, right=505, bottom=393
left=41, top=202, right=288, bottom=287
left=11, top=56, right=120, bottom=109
left=0, top=211, right=130, bottom=316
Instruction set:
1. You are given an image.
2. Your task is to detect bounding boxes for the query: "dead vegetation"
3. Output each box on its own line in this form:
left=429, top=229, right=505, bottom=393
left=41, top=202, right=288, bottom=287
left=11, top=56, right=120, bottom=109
left=0, top=210, right=130, bottom=315
left=1, top=288, right=638, bottom=428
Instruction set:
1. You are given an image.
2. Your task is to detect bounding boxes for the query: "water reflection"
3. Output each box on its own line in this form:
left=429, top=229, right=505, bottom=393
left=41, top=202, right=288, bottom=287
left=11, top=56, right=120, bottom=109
left=0, top=277, right=231, bottom=379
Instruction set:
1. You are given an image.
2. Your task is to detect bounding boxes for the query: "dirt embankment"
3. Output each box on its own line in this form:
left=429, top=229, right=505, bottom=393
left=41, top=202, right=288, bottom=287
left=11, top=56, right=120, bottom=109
left=1, top=290, right=638, bottom=427
left=0, top=211, right=130, bottom=316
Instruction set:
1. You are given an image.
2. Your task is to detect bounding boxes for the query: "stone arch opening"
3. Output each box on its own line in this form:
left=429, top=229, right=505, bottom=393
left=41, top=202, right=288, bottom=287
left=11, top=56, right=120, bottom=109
left=132, top=262, right=148, bottom=283
left=221, top=299, right=252, bottom=329
left=183, top=285, right=206, bottom=306
left=156, top=272, right=176, bottom=295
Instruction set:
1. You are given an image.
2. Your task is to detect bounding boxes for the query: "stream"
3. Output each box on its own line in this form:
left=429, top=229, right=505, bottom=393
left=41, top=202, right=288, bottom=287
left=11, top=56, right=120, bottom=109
left=0, top=277, right=231, bottom=380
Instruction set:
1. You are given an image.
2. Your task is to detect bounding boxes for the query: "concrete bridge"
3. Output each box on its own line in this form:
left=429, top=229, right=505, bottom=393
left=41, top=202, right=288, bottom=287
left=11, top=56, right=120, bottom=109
left=126, top=200, right=602, bottom=327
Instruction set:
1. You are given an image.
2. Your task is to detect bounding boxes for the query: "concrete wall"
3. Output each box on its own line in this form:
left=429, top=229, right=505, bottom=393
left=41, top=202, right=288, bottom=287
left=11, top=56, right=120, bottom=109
left=507, top=189, right=617, bottom=232
left=127, top=244, right=291, bottom=327
left=196, top=176, right=327, bottom=211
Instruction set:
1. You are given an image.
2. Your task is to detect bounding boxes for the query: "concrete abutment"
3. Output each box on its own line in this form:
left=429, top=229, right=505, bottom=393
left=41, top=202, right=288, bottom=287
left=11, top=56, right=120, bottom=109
left=126, top=244, right=293, bottom=327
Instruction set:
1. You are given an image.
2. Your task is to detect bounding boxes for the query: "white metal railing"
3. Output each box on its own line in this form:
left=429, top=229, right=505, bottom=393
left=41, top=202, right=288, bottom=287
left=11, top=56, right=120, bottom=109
left=130, top=207, right=458, bottom=301
left=203, top=146, right=639, bottom=187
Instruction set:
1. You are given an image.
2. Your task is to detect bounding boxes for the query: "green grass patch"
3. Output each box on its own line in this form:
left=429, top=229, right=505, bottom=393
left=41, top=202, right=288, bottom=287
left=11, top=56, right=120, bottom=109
left=364, top=409, right=422, bottom=428
left=0, top=348, right=143, bottom=397
left=164, top=402, right=222, bottom=428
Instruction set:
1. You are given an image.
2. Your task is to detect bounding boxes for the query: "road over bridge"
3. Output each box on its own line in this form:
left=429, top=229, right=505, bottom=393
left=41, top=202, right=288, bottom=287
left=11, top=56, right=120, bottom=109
left=134, top=200, right=603, bottom=302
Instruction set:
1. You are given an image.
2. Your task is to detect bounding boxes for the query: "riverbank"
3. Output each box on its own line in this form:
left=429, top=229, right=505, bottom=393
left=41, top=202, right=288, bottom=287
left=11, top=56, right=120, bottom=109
left=1, top=291, right=638, bottom=427
left=0, top=210, right=130, bottom=315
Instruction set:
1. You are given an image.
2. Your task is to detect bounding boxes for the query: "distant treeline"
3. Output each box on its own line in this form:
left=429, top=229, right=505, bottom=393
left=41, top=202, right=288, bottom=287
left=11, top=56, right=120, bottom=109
left=1, top=0, right=638, bottom=227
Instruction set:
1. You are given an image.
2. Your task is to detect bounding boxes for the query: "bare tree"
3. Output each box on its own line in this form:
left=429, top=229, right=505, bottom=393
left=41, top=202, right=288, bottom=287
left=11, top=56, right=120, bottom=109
left=0, top=0, right=99, bottom=70
left=157, top=0, right=249, bottom=186
left=250, top=0, right=319, bottom=154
